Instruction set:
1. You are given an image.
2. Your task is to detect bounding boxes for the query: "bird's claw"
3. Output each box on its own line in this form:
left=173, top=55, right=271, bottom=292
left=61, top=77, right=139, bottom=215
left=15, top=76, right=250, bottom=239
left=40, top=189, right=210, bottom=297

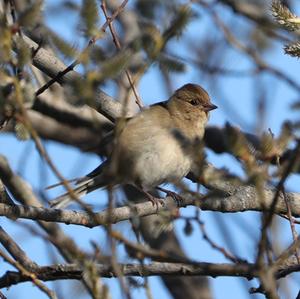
left=150, top=197, right=165, bottom=209
left=157, top=187, right=184, bottom=208
left=167, top=191, right=184, bottom=207
left=144, top=191, right=165, bottom=211
left=156, top=187, right=183, bottom=207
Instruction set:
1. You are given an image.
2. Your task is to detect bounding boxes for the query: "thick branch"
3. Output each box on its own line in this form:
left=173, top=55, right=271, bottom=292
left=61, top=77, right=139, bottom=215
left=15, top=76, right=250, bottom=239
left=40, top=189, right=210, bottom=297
left=0, top=226, right=38, bottom=271
left=1, top=183, right=300, bottom=227
left=1, top=259, right=299, bottom=288
left=22, top=35, right=126, bottom=122
left=0, top=155, right=41, bottom=207
left=0, top=262, right=256, bottom=288
left=1, top=153, right=300, bottom=228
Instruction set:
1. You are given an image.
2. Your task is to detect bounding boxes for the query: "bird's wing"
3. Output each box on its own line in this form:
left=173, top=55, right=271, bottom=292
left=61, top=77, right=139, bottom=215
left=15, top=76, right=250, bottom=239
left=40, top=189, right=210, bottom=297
left=49, top=160, right=111, bottom=208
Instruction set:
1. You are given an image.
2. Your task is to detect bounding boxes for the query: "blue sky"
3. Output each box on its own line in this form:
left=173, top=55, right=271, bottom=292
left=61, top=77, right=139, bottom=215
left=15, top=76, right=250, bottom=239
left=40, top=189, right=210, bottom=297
left=1, top=1, right=300, bottom=298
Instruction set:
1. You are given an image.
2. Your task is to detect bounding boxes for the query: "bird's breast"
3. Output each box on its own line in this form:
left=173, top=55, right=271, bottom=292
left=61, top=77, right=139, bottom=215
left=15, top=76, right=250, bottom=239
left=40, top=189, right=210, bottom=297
left=120, top=128, right=193, bottom=190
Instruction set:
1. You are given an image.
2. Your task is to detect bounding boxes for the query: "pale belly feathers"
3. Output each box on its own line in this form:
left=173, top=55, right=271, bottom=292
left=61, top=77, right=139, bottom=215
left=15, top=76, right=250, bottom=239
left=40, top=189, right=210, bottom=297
left=124, top=130, right=192, bottom=190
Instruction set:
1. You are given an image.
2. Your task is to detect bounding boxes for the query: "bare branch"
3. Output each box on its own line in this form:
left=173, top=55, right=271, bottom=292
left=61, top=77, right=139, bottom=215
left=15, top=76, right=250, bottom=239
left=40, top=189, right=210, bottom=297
left=0, top=226, right=38, bottom=271
left=1, top=183, right=300, bottom=227
left=1, top=259, right=299, bottom=288
left=0, top=262, right=256, bottom=288
left=21, top=34, right=126, bottom=122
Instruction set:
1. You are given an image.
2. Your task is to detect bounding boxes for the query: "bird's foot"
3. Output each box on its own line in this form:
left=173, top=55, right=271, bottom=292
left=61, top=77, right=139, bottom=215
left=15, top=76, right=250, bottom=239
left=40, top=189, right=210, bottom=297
left=144, top=191, right=165, bottom=210
left=156, top=187, right=184, bottom=207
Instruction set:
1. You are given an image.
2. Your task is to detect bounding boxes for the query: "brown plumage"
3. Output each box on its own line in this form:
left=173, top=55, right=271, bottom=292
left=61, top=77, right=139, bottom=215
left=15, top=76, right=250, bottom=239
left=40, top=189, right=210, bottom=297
left=50, top=83, right=217, bottom=208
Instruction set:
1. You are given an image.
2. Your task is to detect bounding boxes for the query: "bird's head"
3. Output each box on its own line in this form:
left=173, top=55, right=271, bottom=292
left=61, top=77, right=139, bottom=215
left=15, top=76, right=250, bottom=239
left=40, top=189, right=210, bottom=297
left=172, top=83, right=218, bottom=116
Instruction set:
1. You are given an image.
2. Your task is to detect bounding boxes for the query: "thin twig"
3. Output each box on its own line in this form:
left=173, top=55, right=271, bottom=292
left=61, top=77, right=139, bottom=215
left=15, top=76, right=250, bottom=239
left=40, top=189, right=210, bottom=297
left=273, top=236, right=300, bottom=269
left=198, top=0, right=300, bottom=93
left=107, top=188, right=132, bottom=299
left=181, top=215, right=247, bottom=264
left=13, top=79, right=79, bottom=203
left=282, top=188, right=300, bottom=263
left=0, top=226, right=38, bottom=271
left=101, top=0, right=144, bottom=110
left=0, top=249, right=57, bottom=299
left=35, top=0, right=130, bottom=97
left=258, top=141, right=300, bottom=260
left=0, top=290, right=7, bottom=299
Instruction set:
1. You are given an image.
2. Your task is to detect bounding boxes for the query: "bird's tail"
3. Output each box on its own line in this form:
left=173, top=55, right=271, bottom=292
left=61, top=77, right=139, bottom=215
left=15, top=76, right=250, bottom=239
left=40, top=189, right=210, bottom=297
left=49, top=162, right=109, bottom=209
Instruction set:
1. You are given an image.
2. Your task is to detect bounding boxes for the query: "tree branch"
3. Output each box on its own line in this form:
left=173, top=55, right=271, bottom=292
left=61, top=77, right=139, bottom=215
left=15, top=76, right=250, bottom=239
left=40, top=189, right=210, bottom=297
left=22, top=35, right=127, bottom=122
left=1, top=259, right=299, bottom=288
left=1, top=182, right=300, bottom=227
left=0, top=262, right=256, bottom=288
left=0, top=226, right=38, bottom=271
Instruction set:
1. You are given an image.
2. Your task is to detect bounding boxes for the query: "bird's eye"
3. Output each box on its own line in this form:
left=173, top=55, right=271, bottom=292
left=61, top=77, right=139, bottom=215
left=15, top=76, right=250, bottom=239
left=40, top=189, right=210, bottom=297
left=189, top=99, right=198, bottom=106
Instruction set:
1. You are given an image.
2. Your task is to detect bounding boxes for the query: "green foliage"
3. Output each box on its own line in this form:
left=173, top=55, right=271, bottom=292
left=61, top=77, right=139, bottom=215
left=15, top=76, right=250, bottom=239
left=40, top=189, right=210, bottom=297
left=49, top=31, right=78, bottom=59
left=99, top=50, right=132, bottom=80
left=90, top=46, right=107, bottom=64
left=0, top=17, right=12, bottom=63
left=271, top=0, right=299, bottom=31
left=144, top=5, right=192, bottom=49
left=163, top=5, right=193, bottom=41
left=224, top=123, right=254, bottom=164
left=17, top=0, right=43, bottom=28
left=158, top=54, right=185, bottom=73
left=140, top=23, right=163, bottom=58
left=135, top=0, right=161, bottom=20
left=20, top=75, right=36, bottom=105
left=258, top=125, right=292, bottom=162
left=14, top=122, right=30, bottom=140
left=80, top=0, right=100, bottom=37
left=69, top=50, right=132, bottom=105
left=14, top=37, right=31, bottom=68
left=272, top=0, right=300, bottom=58
left=284, top=42, right=300, bottom=57
left=260, top=132, right=276, bottom=160
left=0, top=72, right=13, bottom=123
left=276, top=122, right=293, bottom=154
left=138, top=5, right=193, bottom=74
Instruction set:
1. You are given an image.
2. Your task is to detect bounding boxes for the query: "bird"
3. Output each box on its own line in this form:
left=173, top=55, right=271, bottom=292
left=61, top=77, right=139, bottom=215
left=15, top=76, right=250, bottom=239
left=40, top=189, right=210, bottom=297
left=49, top=83, right=217, bottom=208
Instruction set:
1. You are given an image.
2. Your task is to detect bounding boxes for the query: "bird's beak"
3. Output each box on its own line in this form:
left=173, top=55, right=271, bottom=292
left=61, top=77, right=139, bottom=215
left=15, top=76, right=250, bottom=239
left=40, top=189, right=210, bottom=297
left=203, top=103, right=218, bottom=112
